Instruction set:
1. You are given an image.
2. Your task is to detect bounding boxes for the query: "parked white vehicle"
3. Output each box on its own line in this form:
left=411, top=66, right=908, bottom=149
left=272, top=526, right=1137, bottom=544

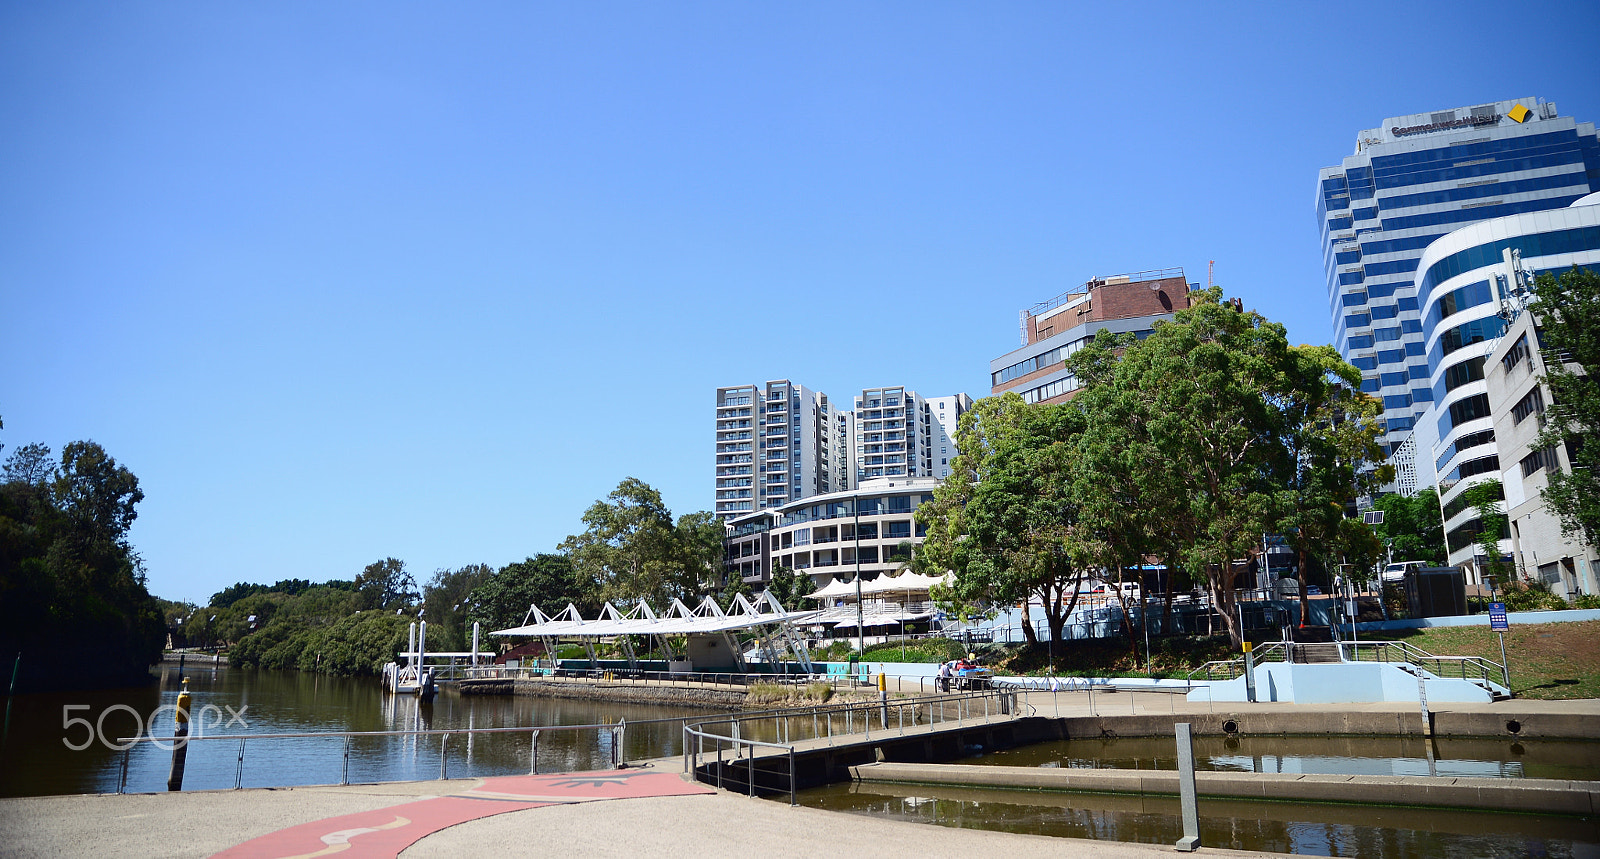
left=1381, top=561, right=1425, bottom=583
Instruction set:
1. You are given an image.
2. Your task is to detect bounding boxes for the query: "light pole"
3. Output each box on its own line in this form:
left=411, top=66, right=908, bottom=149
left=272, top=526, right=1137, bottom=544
left=854, top=494, right=866, bottom=654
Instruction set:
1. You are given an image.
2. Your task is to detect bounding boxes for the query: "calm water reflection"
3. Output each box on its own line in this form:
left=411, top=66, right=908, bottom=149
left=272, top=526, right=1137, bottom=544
left=800, top=782, right=1600, bottom=858
left=957, top=734, right=1600, bottom=781
left=0, top=665, right=723, bottom=797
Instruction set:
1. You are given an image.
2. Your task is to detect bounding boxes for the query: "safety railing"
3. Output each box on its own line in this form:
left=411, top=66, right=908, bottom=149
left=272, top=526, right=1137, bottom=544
left=104, top=717, right=691, bottom=795
left=681, top=687, right=1026, bottom=804
left=1341, top=640, right=1507, bottom=689
left=460, top=666, right=951, bottom=695
left=1184, top=639, right=1507, bottom=692
left=1185, top=642, right=1287, bottom=682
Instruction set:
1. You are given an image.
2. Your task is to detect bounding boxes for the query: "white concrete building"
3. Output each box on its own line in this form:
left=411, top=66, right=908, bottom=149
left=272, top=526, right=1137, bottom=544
left=1411, top=191, right=1600, bottom=585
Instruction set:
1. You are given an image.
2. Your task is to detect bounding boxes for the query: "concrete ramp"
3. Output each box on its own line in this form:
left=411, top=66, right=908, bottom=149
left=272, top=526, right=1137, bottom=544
left=1191, top=661, right=1505, bottom=704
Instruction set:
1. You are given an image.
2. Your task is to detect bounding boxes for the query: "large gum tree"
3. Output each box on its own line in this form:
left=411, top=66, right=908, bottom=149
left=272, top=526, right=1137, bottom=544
left=914, top=393, right=1092, bottom=646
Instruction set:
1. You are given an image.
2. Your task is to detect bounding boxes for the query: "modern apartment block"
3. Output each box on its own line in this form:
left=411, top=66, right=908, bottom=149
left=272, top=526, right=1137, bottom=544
left=851, top=387, right=973, bottom=483
left=713, top=381, right=839, bottom=521
left=716, top=381, right=972, bottom=523
left=1316, top=97, right=1600, bottom=469
left=990, top=268, right=1194, bottom=404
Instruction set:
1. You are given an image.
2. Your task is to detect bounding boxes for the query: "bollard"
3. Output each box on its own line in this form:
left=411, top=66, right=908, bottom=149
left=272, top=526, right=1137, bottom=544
left=167, top=679, right=192, bottom=791
left=878, top=673, right=889, bottom=729
left=1174, top=722, right=1201, bottom=851
left=1243, top=640, right=1257, bottom=703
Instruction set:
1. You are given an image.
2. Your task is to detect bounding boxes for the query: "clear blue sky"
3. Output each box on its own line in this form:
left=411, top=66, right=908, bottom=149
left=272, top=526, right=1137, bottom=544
left=3, top=3, right=1597, bottom=604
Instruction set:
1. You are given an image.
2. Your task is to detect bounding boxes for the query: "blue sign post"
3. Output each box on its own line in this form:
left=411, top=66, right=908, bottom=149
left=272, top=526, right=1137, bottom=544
left=1489, top=602, right=1511, bottom=695
left=1489, top=602, right=1509, bottom=631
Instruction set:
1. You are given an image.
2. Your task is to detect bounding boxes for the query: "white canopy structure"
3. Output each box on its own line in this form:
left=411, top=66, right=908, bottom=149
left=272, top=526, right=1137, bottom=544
left=807, top=571, right=952, bottom=601
left=490, top=592, right=820, bottom=673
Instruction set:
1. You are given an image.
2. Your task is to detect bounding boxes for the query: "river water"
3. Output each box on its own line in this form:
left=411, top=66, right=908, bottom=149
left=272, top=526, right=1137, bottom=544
left=0, top=664, right=717, bottom=797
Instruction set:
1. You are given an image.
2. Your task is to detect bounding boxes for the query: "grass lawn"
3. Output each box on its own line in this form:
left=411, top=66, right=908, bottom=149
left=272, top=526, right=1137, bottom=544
left=1357, top=620, right=1600, bottom=700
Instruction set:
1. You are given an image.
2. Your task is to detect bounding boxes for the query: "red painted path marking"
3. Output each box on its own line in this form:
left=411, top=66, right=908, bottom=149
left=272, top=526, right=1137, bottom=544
left=213, top=770, right=713, bottom=858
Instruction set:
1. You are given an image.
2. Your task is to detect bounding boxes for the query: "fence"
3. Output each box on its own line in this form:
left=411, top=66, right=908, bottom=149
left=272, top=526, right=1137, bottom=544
left=104, top=716, right=693, bottom=795
left=460, top=666, right=950, bottom=695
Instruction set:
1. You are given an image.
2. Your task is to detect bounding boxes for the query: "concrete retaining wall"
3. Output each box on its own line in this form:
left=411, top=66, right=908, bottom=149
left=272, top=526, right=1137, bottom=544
left=1355, top=607, right=1600, bottom=631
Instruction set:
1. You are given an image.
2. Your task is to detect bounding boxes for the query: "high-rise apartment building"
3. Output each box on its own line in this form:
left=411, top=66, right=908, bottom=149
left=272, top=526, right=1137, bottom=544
left=990, top=268, right=1194, bottom=404
left=1315, top=98, right=1600, bottom=467
left=850, top=387, right=973, bottom=483
left=713, top=381, right=839, bottom=521
left=715, top=382, right=972, bottom=522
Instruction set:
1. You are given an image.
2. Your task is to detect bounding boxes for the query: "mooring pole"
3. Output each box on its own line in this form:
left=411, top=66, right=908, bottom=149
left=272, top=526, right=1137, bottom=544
left=878, top=673, right=889, bottom=729
left=3, top=652, right=21, bottom=746
left=1174, top=722, right=1201, bottom=851
left=167, top=679, right=193, bottom=791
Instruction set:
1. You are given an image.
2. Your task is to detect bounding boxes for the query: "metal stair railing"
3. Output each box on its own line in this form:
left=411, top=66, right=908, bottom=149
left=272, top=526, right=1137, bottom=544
left=1342, top=640, right=1506, bottom=690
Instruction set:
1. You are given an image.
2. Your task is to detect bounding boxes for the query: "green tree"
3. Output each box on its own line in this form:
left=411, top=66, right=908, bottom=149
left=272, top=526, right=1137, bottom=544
left=763, top=564, right=813, bottom=609
left=1373, top=487, right=1447, bottom=566
left=1531, top=267, right=1600, bottom=546
left=354, top=557, right=418, bottom=611
left=1462, top=479, right=1512, bottom=583
left=0, top=431, right=165, bottom=692
left=559, top=478, right=706, bottom=606
left=915, top=393, right=1092, bottom=646
left=2, top=442, right=54, bottom=486
left=421, top=563, right=494, bottom=651
left=466, top=554, right=595, bottom=632
left=674, top=509, right=728, bottom=596
left=1274, top=344, right=1391, bottom=622
left=1068, top=288, right=1303, bottom=647
left=52, top=441, right=145, bottom=554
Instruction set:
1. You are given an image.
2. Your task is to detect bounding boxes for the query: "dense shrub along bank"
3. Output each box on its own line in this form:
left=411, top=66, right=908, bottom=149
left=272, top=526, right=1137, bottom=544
left=228, top=611, right=413, bottom=676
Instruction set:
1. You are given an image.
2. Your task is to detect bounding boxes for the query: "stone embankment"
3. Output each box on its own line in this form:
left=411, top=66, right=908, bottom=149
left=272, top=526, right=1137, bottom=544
left=458, top=678, right=747, bottom=709
left=457, top=677, right=878, bottom=710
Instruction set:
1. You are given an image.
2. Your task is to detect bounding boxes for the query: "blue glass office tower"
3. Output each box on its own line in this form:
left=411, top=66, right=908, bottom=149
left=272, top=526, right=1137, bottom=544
left=1316, top=97, right=1600, bottom=472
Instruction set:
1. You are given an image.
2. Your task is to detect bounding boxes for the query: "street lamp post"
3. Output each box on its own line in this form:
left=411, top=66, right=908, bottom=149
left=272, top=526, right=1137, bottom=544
left=854, top=495, right=865, bottom=654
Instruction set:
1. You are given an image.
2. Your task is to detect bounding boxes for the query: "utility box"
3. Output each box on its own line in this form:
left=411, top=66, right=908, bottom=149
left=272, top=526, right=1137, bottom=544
left=1405, top=567, right=1468, bottom=618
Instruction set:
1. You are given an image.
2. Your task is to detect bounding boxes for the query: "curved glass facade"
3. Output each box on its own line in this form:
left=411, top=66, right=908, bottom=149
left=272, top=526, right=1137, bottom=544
left=1317, top=99, right=1600, bottom=459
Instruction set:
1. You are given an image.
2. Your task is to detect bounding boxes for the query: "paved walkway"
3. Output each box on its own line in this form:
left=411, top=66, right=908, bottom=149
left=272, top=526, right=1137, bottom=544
left=0, top=769, right=1280, bottom=859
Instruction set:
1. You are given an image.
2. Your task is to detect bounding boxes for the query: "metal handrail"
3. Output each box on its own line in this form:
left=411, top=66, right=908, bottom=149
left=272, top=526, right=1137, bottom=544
left=105, top=715, right=700, bottom=794
left=1184, top=642, right=1288, bottom=682
left=1341, top=640, right=1505, bottom=688
left=459, top=666, right=949, bottom=695
left=681, top=687, right=1025, bottom=805
left=1184, top=639, right=1507, bottom=691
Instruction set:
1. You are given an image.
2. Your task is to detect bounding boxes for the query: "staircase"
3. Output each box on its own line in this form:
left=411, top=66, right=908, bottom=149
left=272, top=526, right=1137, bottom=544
left=1290, top=642, right=1343, bottom=664
left=1288, top=626, right=1341, bottom=664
